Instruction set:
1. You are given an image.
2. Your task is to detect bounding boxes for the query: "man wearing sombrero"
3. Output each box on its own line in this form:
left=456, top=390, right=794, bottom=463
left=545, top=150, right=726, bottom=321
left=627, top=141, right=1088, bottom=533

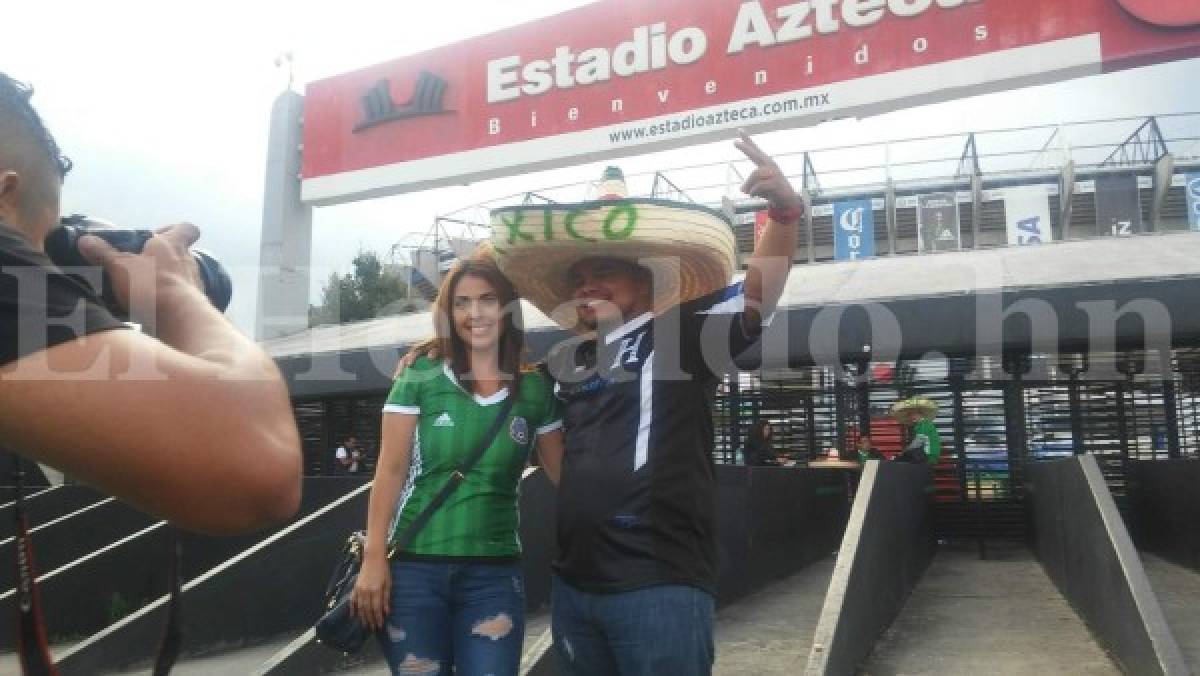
left=491, top=131, right=801, bottom=675
left=891, top=397, right=942, bottom=465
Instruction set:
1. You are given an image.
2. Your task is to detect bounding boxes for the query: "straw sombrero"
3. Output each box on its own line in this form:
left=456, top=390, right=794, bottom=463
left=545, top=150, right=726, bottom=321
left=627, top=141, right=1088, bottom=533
left=890, top=397, right=939, bottom=419
left=490, top=197, right=737, bottom=328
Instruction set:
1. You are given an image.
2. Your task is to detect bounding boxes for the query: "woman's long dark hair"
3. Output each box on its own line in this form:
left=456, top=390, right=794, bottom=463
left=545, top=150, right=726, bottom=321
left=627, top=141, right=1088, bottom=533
left=426, top=256, right=526, bottom=397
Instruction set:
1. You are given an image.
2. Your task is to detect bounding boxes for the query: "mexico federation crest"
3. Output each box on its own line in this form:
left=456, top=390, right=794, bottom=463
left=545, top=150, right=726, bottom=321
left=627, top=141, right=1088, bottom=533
left=509, top=416, right=530, bottom=445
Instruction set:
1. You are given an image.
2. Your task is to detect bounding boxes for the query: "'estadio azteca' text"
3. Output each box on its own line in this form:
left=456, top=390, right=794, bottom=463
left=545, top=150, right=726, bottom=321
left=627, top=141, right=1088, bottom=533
left=487, top=0, right=983, bottom=103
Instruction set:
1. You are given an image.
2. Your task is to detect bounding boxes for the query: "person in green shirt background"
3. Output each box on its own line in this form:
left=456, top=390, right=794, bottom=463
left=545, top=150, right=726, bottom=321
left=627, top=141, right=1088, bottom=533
left=351, top=255, right=565, bottom=676
left=856, top=434, right=886, bottom=463
left=891, top=397, right=942, bottom=464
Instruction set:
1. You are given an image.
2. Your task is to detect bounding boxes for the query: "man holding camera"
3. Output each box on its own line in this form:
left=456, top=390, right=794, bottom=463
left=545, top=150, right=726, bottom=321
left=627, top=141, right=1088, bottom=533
left=0, top=72, right=301, bottom=534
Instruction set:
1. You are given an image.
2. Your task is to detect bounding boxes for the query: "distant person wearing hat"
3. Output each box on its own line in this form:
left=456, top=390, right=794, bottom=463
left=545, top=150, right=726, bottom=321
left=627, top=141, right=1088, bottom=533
left=488, top=131, right=802, bottom=675
left=891, top=397, right=941, bottom=464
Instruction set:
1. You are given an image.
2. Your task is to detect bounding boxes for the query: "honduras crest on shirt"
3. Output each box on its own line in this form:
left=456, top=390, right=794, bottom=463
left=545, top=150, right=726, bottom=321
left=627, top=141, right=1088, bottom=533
left=509, top=416, right=529, bottom=445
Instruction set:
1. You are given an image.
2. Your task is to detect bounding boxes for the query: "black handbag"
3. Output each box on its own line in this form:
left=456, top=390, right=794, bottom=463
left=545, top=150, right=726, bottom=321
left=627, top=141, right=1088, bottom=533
left=315, top=395, right=517, bottom=653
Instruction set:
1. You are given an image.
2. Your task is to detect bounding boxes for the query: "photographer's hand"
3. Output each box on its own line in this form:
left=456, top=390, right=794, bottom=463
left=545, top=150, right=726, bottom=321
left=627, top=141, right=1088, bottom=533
left=0, top=223, right=303, bottom=534
left=78, top=223, right=204, bottom=334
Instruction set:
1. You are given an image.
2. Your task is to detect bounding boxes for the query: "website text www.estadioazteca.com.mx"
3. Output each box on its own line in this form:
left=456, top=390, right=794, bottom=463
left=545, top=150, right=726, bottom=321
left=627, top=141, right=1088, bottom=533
left=607, top=92, right=831, bottom=144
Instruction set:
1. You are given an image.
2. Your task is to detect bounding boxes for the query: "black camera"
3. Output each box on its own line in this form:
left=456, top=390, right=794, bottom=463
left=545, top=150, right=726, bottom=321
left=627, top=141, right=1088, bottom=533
left=44, top=215, right=233, bottom=315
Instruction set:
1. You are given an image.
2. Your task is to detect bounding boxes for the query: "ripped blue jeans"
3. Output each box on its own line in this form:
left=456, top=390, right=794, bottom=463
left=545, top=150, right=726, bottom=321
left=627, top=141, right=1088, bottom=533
left=377, top=560, right=525, bottom=676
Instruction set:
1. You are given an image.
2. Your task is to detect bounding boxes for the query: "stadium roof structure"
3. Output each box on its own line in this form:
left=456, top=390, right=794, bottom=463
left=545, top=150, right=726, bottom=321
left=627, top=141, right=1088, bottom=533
left=267, top=231, right=1200, bottom=397
left=267, top=113, right=1200, bottom=396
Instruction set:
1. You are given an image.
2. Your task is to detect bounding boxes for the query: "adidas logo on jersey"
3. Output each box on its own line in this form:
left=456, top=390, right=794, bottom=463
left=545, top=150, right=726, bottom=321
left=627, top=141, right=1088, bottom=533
left=434, top=412, right=454, bottom=427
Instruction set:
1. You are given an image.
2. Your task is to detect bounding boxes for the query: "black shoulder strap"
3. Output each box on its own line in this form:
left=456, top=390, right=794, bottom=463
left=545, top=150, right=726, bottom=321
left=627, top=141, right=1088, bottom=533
left=11, top=454, right=59, bottom=676
left=390, top=393, right=517, bottom=554
left=151, top=530, right=183, bottom=676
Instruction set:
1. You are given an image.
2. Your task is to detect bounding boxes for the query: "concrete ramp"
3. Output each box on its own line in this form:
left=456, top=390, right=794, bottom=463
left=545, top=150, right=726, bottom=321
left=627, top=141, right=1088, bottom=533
left=1027, top=455, right=1188, bottom=676
left=1131, top=459, right=1200, bottom=674
left=715, top=555, right=835, bottom=675
left=805, top=460, right=934, bottom=676
left=861, top=541, right=1119, bottom=675
left=1142, top=554, right=1200, bottom=674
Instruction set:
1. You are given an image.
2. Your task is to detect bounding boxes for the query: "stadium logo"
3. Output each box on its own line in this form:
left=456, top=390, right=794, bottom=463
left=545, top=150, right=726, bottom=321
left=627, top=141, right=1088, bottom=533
left=354, top=71, right=453, bottom=133
left=1114, top=0, right=1200, bottom=28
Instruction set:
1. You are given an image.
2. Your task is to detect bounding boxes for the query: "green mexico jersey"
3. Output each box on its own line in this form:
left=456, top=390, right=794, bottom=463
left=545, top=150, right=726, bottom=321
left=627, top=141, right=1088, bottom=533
left=383, top=356, right=561, bottom=558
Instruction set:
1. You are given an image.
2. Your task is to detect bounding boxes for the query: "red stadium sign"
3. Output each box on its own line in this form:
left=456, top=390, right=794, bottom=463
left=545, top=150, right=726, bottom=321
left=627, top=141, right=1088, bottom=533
left=301, top=0, right=1200, bottom=205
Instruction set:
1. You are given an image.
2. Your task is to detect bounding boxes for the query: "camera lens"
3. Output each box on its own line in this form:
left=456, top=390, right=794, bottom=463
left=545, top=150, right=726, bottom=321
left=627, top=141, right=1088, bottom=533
left=194, top=250, right=233, bottom=312
left=44, top=217, right=233, bottom=314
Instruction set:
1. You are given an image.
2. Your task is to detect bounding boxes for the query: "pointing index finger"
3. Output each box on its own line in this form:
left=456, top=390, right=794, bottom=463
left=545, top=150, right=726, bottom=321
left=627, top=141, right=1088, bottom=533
left=734, top=129, right=772, bottom=167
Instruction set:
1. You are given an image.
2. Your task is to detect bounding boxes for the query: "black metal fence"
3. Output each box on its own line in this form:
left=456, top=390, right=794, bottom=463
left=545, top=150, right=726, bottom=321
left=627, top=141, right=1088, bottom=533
left=293, top=348, right=1200, bottom=541
left=712, top=349, right=1200, bottom=539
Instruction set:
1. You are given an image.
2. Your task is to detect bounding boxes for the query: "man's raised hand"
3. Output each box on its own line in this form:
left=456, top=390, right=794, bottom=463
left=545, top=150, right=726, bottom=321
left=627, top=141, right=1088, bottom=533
left=734, top=130, right=801, bottom=212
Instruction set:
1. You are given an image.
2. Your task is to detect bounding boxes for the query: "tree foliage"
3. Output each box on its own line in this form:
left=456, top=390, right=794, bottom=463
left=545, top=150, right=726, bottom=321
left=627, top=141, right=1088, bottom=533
left=309, top=250, right=412, bottom=325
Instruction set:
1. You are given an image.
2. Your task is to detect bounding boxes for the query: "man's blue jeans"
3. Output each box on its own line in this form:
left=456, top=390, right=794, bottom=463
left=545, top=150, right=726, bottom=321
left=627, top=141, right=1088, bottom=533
left=551, top=576, right=715, bottom=676
left=377, top=561, right=525, bottom=676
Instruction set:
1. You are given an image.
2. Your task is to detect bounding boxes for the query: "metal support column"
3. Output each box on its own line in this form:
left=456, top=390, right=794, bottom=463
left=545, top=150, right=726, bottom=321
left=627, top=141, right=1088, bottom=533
left=857, top=361, right=872, bottom=438
left=885, top=180, right=898, bottom=256
left=805, top=393, right=818, bottom=460
left=1116, top=379, right=1130, bottom=460
left=1151, top=153, right=1176, bottom=232
left=728, top=375, right=742, bottom=464
left=951, top=372, right=983, bottom=557
left=1163, top=375, right=1182, bottom=459
left=804, top=190, right=816, bottom=264
left=834, top=373, right=848, bottom=452
left=1060, top=161, right=1076, bottom=241
left=1068, top=366, right=1085, bottom=455
left=321, top=401, right=334, bottom=476
left=971, top=174, right=983, bottom=249
left=1006, top=354, right=1029, bottom=469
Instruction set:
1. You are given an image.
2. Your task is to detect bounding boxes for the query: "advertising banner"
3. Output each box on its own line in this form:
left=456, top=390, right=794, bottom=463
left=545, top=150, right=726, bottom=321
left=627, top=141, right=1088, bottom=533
left=833, top=200, right=875, bottom=260
left=1004, top=185, right=1054, bottom=245
left=1187, top=173, right=1200, bottom=231
left=918, top=193, right=960, bottom=252
left=1094, top=174, right=1142, bottom=236
left=301, top=0, right=1200, bottom=204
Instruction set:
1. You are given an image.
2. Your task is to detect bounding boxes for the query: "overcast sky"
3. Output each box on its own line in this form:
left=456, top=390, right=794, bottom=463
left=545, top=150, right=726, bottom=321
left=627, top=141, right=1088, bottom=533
left=4, top=1, right=1198, bottom=335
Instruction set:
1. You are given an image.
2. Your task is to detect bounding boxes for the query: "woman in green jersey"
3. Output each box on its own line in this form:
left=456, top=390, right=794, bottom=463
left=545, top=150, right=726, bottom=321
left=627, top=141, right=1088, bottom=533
left=351, top=256, right=564, bottom=676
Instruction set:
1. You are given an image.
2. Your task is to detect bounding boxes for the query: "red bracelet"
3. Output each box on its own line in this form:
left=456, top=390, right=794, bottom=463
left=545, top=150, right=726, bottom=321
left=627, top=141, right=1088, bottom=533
left=767, top=202, right=804, bottom=225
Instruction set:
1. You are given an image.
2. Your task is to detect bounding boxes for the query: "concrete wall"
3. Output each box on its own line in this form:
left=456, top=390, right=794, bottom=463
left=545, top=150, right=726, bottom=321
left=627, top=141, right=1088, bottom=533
left=1027, top=456, right=1187, bottom=676
left=716, top=466, right=849, bottom=606
left=1130, top=459, right=1200, bottom=572
left=805, top=460, right=935, bottom=676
